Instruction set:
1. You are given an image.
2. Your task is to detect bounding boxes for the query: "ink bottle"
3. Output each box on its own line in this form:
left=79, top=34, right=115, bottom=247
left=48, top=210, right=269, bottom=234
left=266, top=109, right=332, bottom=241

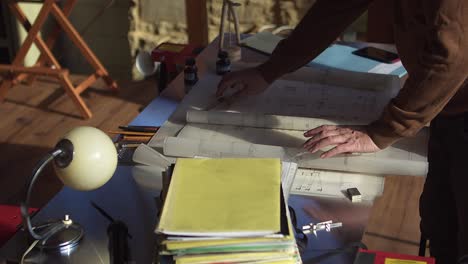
left=184, top=58, right=198, bottom=86
left=216, top=51, right=231, bottom=75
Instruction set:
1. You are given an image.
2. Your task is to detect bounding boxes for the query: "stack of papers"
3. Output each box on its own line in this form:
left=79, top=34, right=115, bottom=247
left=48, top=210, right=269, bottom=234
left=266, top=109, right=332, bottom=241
left=155, top=158, right=302, bottom=264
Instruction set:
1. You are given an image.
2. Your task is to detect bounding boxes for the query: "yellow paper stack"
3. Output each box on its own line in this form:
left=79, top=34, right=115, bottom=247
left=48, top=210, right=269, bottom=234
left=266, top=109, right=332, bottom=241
left=155, top=158, right=302, bottom=264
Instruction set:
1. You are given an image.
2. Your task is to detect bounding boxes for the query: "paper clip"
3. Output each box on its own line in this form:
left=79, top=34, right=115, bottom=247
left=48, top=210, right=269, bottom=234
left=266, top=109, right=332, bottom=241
left=302, top=220, right=342, bottom=236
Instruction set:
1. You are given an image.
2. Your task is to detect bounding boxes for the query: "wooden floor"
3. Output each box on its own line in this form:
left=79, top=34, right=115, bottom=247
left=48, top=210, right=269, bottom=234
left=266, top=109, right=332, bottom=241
left=363, top=176, right=426, bottom=255
left=0, top=75, right=157, bottom=208
left=0, top=76, right=426, bottom=256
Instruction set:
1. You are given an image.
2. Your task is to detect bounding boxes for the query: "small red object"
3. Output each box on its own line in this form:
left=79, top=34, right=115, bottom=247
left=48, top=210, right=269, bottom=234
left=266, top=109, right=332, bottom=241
left=354, top=249, right=435, bottom=264
left=151, top=43, right=200, bottom=74
left=0, top=205, right=38, bottom=246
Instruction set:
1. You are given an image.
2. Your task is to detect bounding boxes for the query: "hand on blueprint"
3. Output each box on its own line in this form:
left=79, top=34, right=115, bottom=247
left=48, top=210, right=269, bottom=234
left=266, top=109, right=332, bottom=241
left=216, top=68, right=270, bottom=101
left=303, top=125, right=380, bottom=158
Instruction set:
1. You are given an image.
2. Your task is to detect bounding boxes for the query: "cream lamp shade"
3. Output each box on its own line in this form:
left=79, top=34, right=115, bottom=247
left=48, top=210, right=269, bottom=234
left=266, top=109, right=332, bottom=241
left=54, top=126, right=118, bottom=191
left=21, top=126, right=118, bottom=250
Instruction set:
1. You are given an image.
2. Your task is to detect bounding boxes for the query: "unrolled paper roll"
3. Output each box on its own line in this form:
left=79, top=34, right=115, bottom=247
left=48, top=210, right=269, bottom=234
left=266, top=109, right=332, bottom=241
left=163, top=136, right=428, bottom=176
left=186, top=110, right=360, bottom=131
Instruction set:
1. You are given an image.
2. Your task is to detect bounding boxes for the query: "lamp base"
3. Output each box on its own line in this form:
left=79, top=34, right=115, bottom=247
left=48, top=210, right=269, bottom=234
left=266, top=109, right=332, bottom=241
left=33, top=219, right=84, bottom=250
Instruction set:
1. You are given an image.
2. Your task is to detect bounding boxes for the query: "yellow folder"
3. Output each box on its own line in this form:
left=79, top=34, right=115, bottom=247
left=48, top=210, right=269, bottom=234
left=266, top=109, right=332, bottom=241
left=174, top=249, right=297, bottom=264
left=156, top=158, right=281, bottom=237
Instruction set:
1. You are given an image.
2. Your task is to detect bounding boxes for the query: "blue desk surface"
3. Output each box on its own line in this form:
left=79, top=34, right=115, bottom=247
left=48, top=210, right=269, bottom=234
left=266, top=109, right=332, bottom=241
left=130, top=96, right=179, bottom=127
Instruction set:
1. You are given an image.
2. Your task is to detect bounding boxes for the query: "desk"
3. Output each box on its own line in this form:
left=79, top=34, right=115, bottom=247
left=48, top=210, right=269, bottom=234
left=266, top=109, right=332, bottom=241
left=0, top=38, right=374, bottom=264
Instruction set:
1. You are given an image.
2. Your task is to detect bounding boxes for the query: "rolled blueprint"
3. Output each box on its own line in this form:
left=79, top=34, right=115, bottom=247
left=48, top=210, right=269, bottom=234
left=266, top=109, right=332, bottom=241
left=133, top=143, right=172, bottom=168
left=163, top=137, right=428, bottom=176
left=285, top=148, right=428, bottom=177
left=163, top=137, right=286, bottom=159
left=186, top=110, right=362, bottom=131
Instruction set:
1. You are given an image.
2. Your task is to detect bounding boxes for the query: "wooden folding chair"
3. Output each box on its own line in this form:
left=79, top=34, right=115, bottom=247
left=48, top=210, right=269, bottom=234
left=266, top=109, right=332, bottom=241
left=0, top=0, right=118, bottom=119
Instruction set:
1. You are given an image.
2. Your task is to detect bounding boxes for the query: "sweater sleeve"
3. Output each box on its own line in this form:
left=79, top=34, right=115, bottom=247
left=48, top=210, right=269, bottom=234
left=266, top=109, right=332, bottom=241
left=257, top=0, right=373, bottom=83
left=368, top=0, right=468, bottom=148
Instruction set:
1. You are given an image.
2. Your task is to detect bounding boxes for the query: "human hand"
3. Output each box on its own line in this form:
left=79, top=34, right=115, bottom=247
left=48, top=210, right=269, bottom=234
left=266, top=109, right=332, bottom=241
left=303, top=125, right=381, bottom=158
left=216, top=68, right=270, bottom=102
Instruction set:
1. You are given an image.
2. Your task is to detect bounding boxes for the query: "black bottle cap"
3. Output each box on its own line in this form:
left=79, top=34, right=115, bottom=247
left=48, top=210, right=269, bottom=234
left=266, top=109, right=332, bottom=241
left=218, top=51, right=228, bottom=59
left=185, top=57, right=196, bottom=66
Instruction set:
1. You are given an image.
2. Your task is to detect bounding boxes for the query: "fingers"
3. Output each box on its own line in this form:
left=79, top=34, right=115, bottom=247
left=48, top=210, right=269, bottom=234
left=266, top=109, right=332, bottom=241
left=304, top=125, right=337, bottom=137
left=223, top=88, right=249, bottom=105
left=321, top=143, right=355, bottom=158
left=216, top=72, right=238, bottom=97
left=303, top=129, right=341, bottom=149
left=303, top=127, right=352, bottom=148
left=304, top=134, right=351, bottom=153
left=303, top=126, right=356, bottom=155
left=302, top=125, right=380, bottom=158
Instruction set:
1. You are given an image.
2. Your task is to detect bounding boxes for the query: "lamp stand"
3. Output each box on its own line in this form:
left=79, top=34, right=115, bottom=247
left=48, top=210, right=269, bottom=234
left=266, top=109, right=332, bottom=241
left=21, top=140, right=84, bottom=250
left=31, top=215, right=84, bottom=250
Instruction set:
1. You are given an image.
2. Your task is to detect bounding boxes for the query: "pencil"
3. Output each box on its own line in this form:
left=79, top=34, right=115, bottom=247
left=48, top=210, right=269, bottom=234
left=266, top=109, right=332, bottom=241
left=122, top=135, right=152, bottom=141
left=119, top=143, right=141, bottom=148
left=107, top=130, right=155, bottom=136
left=118, top=126, right=159, bottom=133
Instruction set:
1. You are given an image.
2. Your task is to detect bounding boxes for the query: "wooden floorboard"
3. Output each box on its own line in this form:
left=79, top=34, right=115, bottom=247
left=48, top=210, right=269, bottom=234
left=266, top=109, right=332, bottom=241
left=363, top=175, right=426, bottom=256
left=0, top=76, right=426, bottom=256
left=0, top=75, right=157, bottom=208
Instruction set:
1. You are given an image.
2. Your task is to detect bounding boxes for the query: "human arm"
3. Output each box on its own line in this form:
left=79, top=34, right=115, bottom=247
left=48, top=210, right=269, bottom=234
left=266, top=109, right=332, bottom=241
left=257, top=0, right=374, bottom=83
left=304, top=0, right=468, bottom=156
left=368, top=0, right=468, bottom=148
left=217, top=0, right=374, bottom=97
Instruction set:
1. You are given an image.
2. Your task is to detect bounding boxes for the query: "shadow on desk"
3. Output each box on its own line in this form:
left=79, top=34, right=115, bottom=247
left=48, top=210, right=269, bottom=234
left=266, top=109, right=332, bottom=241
left=0, top=143, right=62, bottom=208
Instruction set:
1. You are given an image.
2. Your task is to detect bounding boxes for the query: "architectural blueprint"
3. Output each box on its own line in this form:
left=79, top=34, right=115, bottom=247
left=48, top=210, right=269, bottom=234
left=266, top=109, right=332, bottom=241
left=163, top=128, right=427, bottom=176
left=186, top=110, right=355, bottom=130
left=167, top=109, right=428, bottom=176
left=212, top=79, right=393, bottom=122
left=149, top=65, right=401, bottom=148
left=290, top=168, right=385, bottom=201
left=146, top=64, right=428, bottom=199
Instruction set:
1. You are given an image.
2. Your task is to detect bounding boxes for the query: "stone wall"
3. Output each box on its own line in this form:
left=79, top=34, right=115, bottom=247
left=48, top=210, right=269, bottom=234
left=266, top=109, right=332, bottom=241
left=128, top=0, right=319, bottom=78
left=206, top=0, right=313, bottom=41
left=129, top=0, right=318, bottom=45
left=128, top=0, right=366, bottom=79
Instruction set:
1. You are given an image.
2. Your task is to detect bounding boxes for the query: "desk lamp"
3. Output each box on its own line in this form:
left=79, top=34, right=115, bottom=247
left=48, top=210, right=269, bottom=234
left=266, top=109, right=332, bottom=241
left=21, top=126, right=117, bottom=250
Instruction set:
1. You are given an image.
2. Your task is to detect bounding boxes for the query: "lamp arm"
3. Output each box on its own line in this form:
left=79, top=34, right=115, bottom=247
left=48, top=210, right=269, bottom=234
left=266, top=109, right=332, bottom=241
left=21, top=148, right=63, bottom=240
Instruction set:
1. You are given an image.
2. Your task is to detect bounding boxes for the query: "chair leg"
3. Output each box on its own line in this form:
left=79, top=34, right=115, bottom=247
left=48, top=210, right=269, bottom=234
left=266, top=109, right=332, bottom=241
left=2, top=0, right=114, bottom=119
left=27, top=0, right=77, bottom=85
left=418, top=235, right=427, bottom=257
left=102, top=75, right=118, bottom=90
left=7, top=1, right=54, bottom=66
left=34, top=0, right=77, bottom=68
left=2, top=0, right=54, bottom=98
left=50, top=3, right=118, bottom=92
left=9, top=1, right=63, bottom=87
left=0, top=79, right=13, bottom=101
left=59, top=73, right=92, bottom=119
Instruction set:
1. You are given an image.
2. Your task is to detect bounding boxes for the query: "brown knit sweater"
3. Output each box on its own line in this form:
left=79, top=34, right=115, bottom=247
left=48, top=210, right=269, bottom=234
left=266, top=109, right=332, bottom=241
left=257, top=0, right=468, bottom=148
